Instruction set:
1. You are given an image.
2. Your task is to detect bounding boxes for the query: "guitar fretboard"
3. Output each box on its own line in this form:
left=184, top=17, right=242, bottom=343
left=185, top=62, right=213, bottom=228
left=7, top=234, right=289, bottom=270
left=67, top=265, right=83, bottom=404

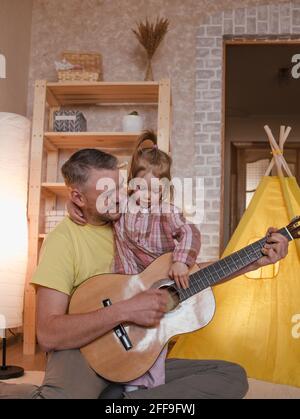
left=177, top=227, right=292, bottom=302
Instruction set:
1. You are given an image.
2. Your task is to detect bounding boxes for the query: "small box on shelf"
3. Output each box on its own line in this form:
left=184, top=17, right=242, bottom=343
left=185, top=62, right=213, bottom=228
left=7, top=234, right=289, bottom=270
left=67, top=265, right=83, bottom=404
left=56, top=51, right=103, bottom=82
left=53, top=110, right=87, bottom=132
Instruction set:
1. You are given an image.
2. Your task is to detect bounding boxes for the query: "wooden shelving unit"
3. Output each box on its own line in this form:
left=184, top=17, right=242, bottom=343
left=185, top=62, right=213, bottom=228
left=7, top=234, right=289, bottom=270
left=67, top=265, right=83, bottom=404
left=42, top=182, right=68, bottom=198
left=23, top=79, right=172, bottom=354
left=44, top=132, right=141, bottom=154
left=46, top=81, right=160, bottom=105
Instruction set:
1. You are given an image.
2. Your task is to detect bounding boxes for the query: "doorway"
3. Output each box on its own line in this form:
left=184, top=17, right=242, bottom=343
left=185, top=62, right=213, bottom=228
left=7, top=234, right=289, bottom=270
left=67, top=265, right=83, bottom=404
left=222, top=40, right=300, bottom=251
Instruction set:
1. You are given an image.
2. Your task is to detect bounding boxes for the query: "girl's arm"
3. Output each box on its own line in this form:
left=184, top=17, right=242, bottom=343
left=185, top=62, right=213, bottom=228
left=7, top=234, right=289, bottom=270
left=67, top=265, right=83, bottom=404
left=164, top=209, right=201, bottom=289
left=165, top=210, right=201, bottom=267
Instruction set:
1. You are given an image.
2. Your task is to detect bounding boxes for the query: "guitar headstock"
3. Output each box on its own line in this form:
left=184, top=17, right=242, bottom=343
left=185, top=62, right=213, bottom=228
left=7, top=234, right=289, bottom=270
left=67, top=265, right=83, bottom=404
left=286, top=216, right=300, bottom=240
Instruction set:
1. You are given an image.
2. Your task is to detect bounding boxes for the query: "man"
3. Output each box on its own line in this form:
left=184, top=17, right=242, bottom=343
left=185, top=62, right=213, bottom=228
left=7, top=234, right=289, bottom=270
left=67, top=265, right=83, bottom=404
left=0, top=149, right=289, bottom=399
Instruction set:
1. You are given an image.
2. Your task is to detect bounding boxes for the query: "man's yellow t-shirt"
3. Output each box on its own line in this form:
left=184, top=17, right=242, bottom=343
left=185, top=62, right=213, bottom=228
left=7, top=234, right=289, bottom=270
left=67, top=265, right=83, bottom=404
left=31, top=217, right=114, bottom=295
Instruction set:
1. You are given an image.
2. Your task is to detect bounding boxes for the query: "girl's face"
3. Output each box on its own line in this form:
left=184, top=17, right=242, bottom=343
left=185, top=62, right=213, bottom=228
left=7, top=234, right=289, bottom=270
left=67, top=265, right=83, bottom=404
left=135, top=170, right=162, bottom=208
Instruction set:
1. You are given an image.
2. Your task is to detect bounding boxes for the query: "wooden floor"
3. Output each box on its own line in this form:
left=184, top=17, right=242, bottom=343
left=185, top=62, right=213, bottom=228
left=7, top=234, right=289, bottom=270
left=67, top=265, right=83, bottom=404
left=0, top=335, right=46, bottom=371
left=1, top=337, right=300, bottom=399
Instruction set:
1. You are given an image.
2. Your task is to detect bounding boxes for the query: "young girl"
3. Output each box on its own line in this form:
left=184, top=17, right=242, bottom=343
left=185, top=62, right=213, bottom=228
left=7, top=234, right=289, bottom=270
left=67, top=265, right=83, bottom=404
left=68, top=130, right=201, bottom=390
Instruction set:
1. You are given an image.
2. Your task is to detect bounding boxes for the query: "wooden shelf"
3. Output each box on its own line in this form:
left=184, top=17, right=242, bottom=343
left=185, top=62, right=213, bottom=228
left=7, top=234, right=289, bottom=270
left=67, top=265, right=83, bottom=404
left=44, top=132, right=140, bottom=153
left=42, top=183, right=68, bottom=198
left=46, top=81, right=160, bottom=106
left=24, top=79, right=171, bottom=355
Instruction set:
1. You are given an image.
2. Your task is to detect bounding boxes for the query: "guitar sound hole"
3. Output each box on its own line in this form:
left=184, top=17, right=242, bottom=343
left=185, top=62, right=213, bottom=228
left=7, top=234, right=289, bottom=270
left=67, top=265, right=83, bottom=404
left=160, top=285, right=180, bottom=313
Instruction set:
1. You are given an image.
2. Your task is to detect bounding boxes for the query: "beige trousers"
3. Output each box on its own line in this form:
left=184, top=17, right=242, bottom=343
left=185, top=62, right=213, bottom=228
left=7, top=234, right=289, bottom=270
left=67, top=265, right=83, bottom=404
left=0, top=349, right=248, bottom=399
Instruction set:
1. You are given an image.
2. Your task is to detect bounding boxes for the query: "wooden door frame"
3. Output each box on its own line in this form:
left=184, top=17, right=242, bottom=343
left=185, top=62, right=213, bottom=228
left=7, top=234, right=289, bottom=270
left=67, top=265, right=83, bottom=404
left=220, top=36, right=300, bottom=254
left=234, top=145, right=299, bottom=232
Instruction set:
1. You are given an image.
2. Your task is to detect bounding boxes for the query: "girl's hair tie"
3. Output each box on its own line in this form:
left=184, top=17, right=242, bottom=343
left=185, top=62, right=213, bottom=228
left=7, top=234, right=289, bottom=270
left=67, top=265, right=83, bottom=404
left=153, top=144, right=158, bottom=150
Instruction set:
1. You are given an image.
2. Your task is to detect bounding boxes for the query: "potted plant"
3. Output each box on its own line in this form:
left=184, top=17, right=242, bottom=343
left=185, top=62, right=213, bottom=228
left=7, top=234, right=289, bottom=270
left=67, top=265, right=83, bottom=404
left=122, top=111, right=143, bottom=132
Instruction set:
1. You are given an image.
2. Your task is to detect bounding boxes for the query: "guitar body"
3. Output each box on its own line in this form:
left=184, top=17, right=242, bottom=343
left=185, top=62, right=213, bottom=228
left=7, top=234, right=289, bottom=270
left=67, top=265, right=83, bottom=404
left=69, top=253, right=216, bottom=383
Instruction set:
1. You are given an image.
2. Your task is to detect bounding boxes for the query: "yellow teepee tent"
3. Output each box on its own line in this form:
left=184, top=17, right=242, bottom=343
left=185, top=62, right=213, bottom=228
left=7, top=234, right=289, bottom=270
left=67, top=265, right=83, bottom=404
left=169, top=126, right=300, bottom=388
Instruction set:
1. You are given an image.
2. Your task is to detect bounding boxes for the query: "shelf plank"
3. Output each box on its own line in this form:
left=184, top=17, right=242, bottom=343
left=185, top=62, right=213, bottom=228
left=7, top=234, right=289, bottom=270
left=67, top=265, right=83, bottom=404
left=46, top=82, right=160, bottom=106
left=44, top=132, right=140, bottom=152
left=42, top=183, right=68, bottom=198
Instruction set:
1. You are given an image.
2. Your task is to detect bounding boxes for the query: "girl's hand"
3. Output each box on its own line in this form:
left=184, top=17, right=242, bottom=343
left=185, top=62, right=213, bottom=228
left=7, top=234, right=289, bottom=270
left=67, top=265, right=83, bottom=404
left=66, top=200, right=87, bottom=226
left=169, top=262, right=190, bottom=289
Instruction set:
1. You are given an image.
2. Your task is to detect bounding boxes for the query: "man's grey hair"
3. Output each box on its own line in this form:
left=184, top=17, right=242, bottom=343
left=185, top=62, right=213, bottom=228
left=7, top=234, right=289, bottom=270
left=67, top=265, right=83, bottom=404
left=61, top=148, right=118, bottom=187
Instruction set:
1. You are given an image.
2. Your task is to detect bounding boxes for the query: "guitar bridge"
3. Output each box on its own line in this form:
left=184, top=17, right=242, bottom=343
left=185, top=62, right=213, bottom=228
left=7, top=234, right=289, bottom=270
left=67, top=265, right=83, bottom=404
left=102, top=299, right=133, bottom=351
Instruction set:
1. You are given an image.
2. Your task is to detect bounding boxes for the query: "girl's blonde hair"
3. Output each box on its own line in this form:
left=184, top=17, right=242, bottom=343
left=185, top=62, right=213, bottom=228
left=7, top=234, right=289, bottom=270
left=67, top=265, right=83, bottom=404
left=129, top=130, right=172, bottom=182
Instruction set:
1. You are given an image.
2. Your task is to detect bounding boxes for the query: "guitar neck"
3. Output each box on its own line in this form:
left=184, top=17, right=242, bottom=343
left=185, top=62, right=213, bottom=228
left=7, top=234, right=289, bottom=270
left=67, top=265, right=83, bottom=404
left=177, top=227, right=293, bottom=302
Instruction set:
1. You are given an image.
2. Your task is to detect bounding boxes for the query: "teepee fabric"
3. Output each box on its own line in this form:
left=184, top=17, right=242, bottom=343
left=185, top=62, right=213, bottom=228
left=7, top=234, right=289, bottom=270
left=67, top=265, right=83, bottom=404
left=169, top=176, right=300, bottom=388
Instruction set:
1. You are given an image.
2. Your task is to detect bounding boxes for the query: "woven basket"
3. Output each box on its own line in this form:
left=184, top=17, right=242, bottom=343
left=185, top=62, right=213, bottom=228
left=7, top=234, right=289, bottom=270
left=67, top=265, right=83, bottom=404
left=57, top=51, right=103, bottom=82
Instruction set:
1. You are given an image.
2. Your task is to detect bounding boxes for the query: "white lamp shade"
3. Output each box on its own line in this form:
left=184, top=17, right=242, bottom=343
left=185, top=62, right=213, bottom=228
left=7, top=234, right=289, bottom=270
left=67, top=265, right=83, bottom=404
left=0, top=314, right=5, bottom=338
left=0, top=113, right=30, bottom=329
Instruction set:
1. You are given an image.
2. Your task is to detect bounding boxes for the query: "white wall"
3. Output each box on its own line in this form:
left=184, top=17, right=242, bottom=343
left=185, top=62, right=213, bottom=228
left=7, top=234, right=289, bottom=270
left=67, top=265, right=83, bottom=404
left=0, top=0, right=33, bottom=115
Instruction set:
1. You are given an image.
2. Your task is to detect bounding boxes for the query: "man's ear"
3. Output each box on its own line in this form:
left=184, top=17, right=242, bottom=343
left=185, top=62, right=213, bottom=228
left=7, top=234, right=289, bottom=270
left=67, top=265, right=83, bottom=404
left=70, top=189, right=85, bottom=208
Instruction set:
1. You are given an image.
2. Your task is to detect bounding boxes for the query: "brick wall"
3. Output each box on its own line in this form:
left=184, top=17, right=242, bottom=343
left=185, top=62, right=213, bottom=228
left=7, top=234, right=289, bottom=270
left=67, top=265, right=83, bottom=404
left=195, top=1, right=300, bottom=261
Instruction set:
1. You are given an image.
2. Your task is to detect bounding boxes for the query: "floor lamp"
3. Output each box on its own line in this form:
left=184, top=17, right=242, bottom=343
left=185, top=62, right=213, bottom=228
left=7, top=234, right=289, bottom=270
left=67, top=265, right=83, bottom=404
left=0, top=315, right=24, bottom=379
left=0, top=113, right=30, bottom=379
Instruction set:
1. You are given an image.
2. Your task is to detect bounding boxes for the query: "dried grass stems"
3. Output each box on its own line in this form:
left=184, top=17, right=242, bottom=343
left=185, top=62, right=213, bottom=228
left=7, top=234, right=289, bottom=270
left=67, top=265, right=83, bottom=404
left=132, top=17, right=170, bottom=59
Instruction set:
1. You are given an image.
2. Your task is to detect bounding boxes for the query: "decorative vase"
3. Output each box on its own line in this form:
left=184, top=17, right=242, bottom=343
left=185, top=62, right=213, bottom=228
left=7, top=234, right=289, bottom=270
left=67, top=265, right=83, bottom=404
left=145, top=58, right=154, bottom=81
left=122, top=114, right=143, bottom=132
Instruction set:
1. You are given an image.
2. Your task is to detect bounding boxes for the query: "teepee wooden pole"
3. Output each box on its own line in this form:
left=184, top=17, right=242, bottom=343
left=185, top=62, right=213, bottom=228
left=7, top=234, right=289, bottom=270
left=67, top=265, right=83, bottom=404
left=264, top=125, right=293, bottom=214
left=264, top=125, right=280, bottom=176
left=282, top=126, right=292, bottom=147
left=279, top=125, right=285, bottom=149
left=265, top=125, right=284, bottom=176
left=279, top=126, right=293, bottom=177
left=264, top=126, right=293, bottom=177
left=265, top=126, right=290, bottom=176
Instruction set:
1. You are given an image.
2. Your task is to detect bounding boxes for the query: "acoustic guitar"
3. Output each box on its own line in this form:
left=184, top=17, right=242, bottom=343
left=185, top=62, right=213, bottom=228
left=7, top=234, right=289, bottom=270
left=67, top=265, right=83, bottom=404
left=69, top=217, right=300, bottom=383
